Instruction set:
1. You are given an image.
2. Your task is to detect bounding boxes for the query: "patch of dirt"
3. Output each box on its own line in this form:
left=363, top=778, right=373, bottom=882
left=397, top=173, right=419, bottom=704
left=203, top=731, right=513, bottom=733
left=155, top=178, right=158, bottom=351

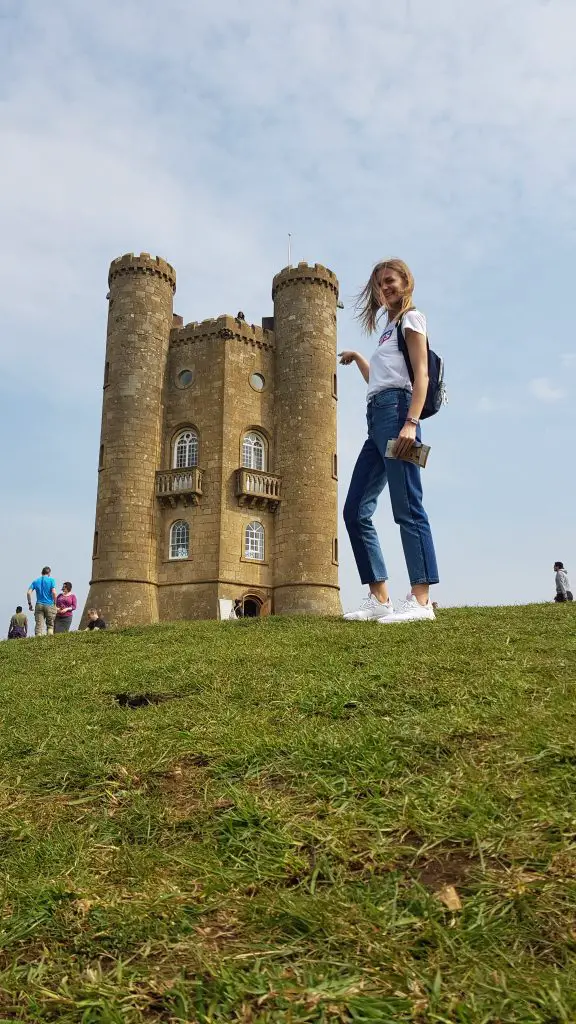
left=193, top=908, right=241, bottom=950
left=153, top=757, right=230, bottom=820
left=155, top=764, right=205, bottom=807
left=386, top=832, right=502, bottom=893
left=413, top=850, right=479, bottom=891
left=112, top=692, right=183, bottom=708
left=550, top=851, right=576, bottom=879
left=0, top=939, right=50, bottom=972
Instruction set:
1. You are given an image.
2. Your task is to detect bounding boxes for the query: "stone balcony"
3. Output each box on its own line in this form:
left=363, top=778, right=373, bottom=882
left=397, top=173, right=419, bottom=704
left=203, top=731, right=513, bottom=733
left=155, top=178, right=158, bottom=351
left=235, top=468, right=282, bottom=512
left=156, top=467, right=204, bottom=507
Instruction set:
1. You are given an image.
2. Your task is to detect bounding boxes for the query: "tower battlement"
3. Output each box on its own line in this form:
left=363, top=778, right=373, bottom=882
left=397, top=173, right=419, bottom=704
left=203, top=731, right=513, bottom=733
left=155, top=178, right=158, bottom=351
left=108, top=252, right=176, bottom=292
left=272, top=262, right=339, bottom=299
left=171, top=314, right=274, bottom=350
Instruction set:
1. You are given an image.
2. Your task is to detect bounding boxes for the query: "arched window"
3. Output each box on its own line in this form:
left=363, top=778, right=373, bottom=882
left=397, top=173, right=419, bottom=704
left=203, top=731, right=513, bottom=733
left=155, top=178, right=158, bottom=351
left=242, top=432, right=266, bottom=471
left=245, top=521, right=265, bottom=561
left=169, top=520, right=189, bottom=560
left=173, top=430, right=198, bottom=469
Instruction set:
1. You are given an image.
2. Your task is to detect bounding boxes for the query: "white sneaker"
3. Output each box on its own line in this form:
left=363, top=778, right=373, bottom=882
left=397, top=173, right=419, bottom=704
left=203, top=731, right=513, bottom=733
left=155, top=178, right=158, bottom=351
left=343, top=594, right=394, bottom=621
left=378, top=593, right=435, bottom=624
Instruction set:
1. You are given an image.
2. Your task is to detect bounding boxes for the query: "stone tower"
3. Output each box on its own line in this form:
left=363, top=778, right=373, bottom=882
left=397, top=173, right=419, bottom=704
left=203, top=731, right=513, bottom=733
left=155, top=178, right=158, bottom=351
left=272, top=265, right=341, bottom=615
left=83, top=253, right=341, bottom=627
left=83, top=253, right=176, bottom=627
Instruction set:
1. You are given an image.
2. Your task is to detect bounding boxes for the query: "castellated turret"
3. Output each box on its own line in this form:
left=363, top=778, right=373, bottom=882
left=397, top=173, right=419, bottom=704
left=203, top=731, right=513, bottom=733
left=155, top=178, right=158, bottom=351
left=82, top=254, right=341, bottom=626
left=272, top=264, right=341, bottom=615
left=82, top=253, right=175, bottom=627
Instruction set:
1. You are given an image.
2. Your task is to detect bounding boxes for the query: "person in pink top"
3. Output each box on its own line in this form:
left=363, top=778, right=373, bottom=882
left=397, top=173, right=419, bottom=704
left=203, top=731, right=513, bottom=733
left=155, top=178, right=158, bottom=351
left=54, top=581, right=77, bottom=633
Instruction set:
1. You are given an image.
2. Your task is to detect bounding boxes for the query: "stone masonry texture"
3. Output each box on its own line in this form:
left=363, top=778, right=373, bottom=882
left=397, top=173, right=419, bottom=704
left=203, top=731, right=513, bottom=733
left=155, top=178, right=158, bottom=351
left=82, top=254, right=342, bottom=627
left=272, top=265, right=341, bottom=616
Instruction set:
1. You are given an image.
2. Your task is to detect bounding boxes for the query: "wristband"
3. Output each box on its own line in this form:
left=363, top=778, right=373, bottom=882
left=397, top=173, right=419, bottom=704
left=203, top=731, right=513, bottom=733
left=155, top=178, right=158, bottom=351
left=406, top=416, right=419, bottom=426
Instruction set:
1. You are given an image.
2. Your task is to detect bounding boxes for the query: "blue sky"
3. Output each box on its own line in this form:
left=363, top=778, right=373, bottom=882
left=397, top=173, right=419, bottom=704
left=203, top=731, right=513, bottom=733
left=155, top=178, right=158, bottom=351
left=1, top=0, right=575, bottom=631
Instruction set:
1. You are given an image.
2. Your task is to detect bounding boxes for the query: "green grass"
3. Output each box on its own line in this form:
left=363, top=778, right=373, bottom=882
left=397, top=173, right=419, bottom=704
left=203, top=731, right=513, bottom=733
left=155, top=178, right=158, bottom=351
left=1, top=606, right=576, bottom=1023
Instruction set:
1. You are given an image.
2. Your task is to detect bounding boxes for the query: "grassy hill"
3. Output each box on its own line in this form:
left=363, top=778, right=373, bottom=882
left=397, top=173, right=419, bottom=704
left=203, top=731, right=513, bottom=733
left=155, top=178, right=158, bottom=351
left=1, top=606, right=575, bottom=1023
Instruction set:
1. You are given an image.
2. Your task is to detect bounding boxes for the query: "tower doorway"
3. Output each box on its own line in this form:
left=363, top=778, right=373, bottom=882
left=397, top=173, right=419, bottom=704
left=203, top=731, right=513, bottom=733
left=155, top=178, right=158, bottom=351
left=243, top=595, right=262, bottom=618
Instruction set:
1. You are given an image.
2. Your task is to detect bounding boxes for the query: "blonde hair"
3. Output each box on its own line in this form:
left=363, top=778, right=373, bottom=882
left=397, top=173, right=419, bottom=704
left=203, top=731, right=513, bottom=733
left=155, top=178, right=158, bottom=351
left=354, top=258, right=415, bottom=334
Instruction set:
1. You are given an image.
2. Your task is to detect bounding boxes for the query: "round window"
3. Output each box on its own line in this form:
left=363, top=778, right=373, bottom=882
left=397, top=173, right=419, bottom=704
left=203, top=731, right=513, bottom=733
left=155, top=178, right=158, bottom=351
left=177, top=369, right=194, bottom=388
left=250, top=373, right=265, bottom=392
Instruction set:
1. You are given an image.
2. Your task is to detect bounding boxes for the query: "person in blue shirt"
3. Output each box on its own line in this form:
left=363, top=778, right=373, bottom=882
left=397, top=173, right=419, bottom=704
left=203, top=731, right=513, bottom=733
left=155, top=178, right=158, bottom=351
left=27, top=566, right=57, bottom=636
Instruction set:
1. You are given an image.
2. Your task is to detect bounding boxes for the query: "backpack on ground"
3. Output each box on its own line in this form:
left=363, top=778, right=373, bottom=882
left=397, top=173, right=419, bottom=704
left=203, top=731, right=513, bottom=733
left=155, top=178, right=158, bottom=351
left=397, top=312, right=446, bottom=419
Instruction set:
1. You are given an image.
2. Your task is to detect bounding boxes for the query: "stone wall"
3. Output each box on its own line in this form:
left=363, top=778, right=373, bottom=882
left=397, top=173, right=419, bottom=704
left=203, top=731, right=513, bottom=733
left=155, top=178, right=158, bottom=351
left=157, top=316, right=277, bottom=620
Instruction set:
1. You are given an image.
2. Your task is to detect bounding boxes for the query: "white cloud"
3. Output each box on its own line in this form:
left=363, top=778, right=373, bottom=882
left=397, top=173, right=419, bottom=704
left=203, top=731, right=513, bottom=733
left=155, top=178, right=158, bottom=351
left=561, top=353, right=576, bottom=368
left=528, top=377, right=566, bottom=402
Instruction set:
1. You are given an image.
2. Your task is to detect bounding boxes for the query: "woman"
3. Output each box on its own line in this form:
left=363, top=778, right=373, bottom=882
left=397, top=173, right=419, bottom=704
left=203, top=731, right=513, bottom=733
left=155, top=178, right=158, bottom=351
left=340, top=258, right=439, bottom=623
left=54, top=581, right=77, bottom=633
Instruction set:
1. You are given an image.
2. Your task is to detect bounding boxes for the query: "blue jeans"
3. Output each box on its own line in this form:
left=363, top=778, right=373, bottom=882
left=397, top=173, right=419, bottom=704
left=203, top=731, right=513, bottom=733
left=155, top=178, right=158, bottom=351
left=343, top=388, right=439, bottom=586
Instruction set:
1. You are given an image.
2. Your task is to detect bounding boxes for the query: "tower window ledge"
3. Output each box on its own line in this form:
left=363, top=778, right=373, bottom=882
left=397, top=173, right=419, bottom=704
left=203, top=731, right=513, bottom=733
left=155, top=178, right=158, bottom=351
left=156, top=467, right=204, bottom=507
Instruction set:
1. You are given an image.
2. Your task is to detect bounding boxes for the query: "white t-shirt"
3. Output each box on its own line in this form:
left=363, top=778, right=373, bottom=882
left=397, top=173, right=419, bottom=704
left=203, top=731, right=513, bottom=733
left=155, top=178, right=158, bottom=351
left=366, top=309, right=427, bottom=400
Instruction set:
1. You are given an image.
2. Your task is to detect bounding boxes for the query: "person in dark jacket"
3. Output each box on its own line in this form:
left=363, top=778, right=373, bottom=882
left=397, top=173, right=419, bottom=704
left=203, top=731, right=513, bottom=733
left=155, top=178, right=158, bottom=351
left=85, top=609, right=107, bottom=630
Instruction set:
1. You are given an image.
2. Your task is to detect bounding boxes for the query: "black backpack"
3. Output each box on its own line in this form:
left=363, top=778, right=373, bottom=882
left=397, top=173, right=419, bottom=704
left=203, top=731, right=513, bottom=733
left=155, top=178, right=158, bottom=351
left=397, top=311, right=446, bottom=419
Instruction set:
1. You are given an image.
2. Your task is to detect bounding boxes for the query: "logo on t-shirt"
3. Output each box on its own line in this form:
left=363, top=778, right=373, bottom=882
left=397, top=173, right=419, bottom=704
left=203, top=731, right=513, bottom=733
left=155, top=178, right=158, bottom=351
left=379, top=328, right=394, bottom=346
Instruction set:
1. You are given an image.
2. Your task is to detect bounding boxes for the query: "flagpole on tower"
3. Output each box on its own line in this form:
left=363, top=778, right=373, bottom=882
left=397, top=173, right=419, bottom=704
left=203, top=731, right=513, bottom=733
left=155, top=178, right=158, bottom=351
left=288, top=233, right=292, bottom=267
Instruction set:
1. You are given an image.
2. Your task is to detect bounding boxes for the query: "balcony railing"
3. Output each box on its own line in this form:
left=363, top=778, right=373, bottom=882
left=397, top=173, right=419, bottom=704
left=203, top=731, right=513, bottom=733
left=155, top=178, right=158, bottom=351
left=156, top=467, right=204, bottom=507
left=236, top=468, right=282, bottom=512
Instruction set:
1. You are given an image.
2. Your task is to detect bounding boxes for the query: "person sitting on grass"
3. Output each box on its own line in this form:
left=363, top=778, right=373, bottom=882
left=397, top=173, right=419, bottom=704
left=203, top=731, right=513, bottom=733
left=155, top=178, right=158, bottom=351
left=85, top=609, right=106, bottom=631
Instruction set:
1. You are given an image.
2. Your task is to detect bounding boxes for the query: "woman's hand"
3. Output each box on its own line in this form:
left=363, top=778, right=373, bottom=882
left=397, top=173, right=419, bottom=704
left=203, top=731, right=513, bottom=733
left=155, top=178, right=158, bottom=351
left=394, top=420, right=417, bottom=458
left=338, top=350, right=370, bottom=383
left=338, top=351, right=358, bottom=365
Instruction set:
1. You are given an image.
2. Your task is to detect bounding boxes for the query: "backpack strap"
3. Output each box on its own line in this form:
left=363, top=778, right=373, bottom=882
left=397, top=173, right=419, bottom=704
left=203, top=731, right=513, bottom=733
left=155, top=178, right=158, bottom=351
left=396, top=310, right=413, bottom=382
left=396, top=308, right=428, bottom=384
